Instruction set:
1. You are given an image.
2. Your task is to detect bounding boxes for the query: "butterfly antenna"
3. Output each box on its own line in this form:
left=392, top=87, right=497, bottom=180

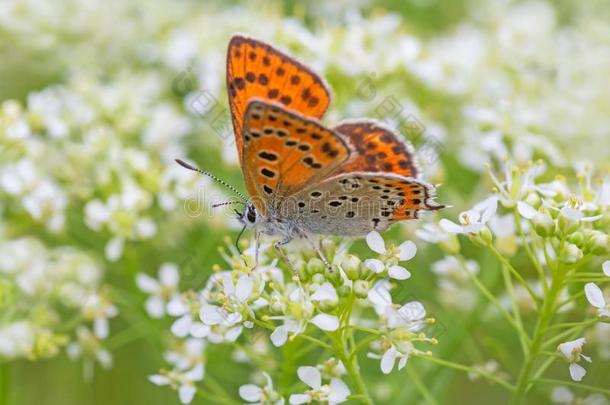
left=212, top=201, right=245, bottom=208
left=175, top=159, right=247, bottom=201
left=235, top=224, right=247, bottom=255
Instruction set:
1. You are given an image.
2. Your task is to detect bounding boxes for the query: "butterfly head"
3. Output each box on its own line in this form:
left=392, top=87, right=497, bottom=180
left=237, top=202, right=259, bottom=228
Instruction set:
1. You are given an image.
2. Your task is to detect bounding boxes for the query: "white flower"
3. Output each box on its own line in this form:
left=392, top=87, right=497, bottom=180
left=559, top=205, right=603, bottom=223
left=414, top=222, right=451, bottom=244
left=289, top=366, right=350, bottom=405
left=149, top=363, right=204, bottom=404
left=557, top=338, right=591, bottom=381
left=82, top=293, right=119, bottom=339
left=551, top=386, right=609, bottom=405
left=164, top=338, right=205, bottom=371
left=584, top=283, right=610, bottom=318
left=239, top=372, right=285, bottom=405
left=604, top=261, right=610, bottom=277
left=136, top=263, right=181, bottom=318
left=269, top=288, right=339, bottom=347
left=167, top=295, right=210, bottom=339
left=440, top=196, right=498, bottom=234
left=67, top=327, right=113, bottom=380
left=364, top=231, right=416, bottom=280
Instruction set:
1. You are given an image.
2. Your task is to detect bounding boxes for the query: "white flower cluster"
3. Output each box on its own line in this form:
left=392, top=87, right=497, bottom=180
left=0, top=237, right=115, bottom=371
left=138, top=234, right=436, bottom=403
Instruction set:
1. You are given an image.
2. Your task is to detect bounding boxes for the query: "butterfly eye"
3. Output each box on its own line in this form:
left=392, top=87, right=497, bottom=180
left=246, top=206, right=257, bottom=223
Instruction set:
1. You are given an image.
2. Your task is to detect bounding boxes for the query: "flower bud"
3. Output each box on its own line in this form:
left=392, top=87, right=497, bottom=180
left=353, top=280, right=369, bottom=298
left=312, top=273, right=325, bottom=285
left=270, top=301, right=284, bottom=314
left=307, top=258, right=325, bottom=276
left=337, top=285, right=351, bottom=297
left=567, top=231, right=584, bottom=247
left=469, top=226, right=492, bottom=247
left=341, top=254, right=361, bottom=281
left=561, top=243, right=583, bottom=264
left=325, top=266, right=342, bottom=286
left=585, top=230, right=609, bottom=255
left=524, top=193, right=541, bottom=209
left=558, top=211, right=579, bottom=235
left=321, top=239, right=336, bottom=262
left=533, top=210, right=555, bottom=237
left=296, top=261, right=309, bottom=282
left=318, top=298, right=338, bottom=312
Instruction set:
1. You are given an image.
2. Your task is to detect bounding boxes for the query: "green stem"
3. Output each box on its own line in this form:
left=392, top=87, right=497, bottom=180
left=510, top=278, right=561, bottom=404
left=338, top=347, right=374, bottom=405
left=535, top=378, right=610, bottom=396
left=418, top=355, right=514, bottom=391
left=407, top=366, right=439, bottom=405
left=489, top=245, right=540, bottom=308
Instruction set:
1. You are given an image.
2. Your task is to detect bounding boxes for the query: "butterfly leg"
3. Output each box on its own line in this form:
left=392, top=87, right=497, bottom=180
left=274, top=237, right=299, bottom=276
left=251, top=230, right=260, bottom=270
left=301, top=233, right=332, bottom=270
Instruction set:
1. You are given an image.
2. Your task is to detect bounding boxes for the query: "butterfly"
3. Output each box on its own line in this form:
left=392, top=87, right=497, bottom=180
left=177, top=34, right=444, bottom=269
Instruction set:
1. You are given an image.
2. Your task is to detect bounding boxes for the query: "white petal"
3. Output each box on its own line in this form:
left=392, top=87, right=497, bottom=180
left=479, top=197, right=499, bottom=223
left=171, top=315, right=192, bottom=337
left=145, top=297, right=166, bottom=318
left=200, top=305, right=226, bottom=325
left=289, top=394, right=311, bottom=405
left=569, top=363, right=586, bottom=381
left=397, top=241, right=417, bottom=261
left=603, top=260, right=610, bottom=277
left=550, top=386, right=574, bottom=403
left=558, top=338, right=586, bottom=358
left=184, top=364, right=204, bottom=381
left=398, top=355, right=408, bottom=370
left=297, top=366, right=321, bottom=389
left=105, top=237, right=124, bottom=262
left=367, top=281, right=392, bottom=308
left=159, top=263, right=180, bottom=287
left=239, top=384, right=263, bottom=402
left=167, top=297, right=188, bottom=316
left=270, top=325, right=288, bottom=347
left=94, top=317, right=109, bottom=339
left=329, top=378, right=350, bottom=402
left=398, top=301, right=426, bottom=321
left=380, top=347, right=398, bottom=374
left=148, top=374, right=170, bottom=386
left=580, top=214, right=603, bottom=222
left=388, top=265, right=411, bottom=280
left=189, top=323, right=210, bottom=338
left=439, top=219, right=464, bottom=234
left=222, top=273, right=235, bottom=296
left=310, top=314, right=339, bottom=331
left=561, top=207, right=583, bottom=221
left=584, top=283, right=606, bottom=309
left=364, top=259, right=385, bottom=274
left=517, top=201, right=537, bottom=219
left=310, top=282, right=338, bottom=301
left=366, top=231, right=386, bottom=254
left=178, top=385, right=196, bottom=404
left=235, top=275, right=253, bottom=302
left=135, top=273, right=159, bottom=293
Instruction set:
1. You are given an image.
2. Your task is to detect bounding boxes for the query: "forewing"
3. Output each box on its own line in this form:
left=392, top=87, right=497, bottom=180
left=283, top=172, right=444, bottom=236
left=333, top=120, right=419, bottom=178
left=227, top=35, right=331, bottom=163
left=241, top=100, right=350, bottom=214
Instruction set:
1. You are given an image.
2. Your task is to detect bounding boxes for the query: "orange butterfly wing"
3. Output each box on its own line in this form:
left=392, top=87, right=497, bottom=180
left=241, top=100, right=350, bottom=214
left=227, top=35, right=331, bottom=163
left=333, top=120, right=420, bottom=178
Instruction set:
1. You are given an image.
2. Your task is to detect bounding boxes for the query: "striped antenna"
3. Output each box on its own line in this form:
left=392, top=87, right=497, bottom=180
left=212, top=201, right=245, bottom=208
left=175, top=159, right=247, bottom=202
